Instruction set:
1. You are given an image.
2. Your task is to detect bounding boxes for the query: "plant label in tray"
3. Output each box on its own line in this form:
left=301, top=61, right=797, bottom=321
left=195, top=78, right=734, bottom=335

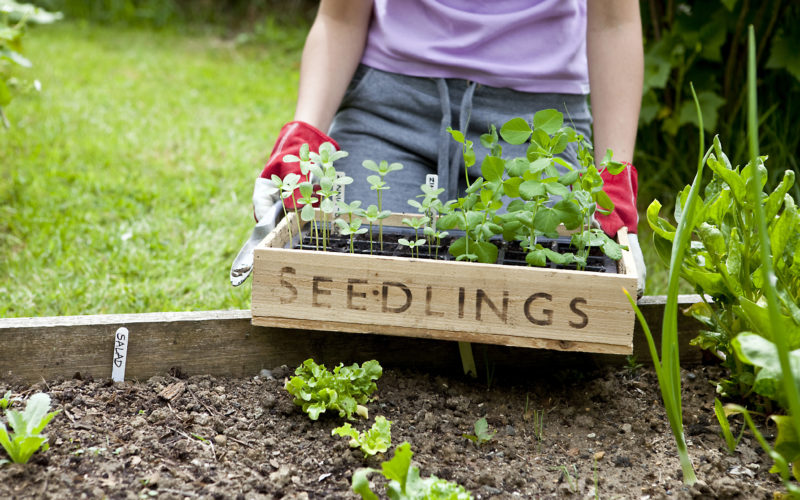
left=252, top=213, right=638, bottom=355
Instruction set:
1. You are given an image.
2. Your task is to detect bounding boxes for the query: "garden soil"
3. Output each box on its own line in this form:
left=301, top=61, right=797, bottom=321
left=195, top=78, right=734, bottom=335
left=0, top=363, right=784, bottom=499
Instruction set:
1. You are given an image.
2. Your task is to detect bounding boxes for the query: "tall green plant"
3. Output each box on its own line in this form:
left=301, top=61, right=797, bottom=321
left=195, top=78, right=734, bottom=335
left=624, top=84, right=710, bottom=486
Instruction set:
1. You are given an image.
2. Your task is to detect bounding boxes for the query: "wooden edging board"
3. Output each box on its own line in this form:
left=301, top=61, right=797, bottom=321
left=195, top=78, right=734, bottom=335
left=0, top=296, right=705, bottom=384
left=252, top=212, right=639, bottom=355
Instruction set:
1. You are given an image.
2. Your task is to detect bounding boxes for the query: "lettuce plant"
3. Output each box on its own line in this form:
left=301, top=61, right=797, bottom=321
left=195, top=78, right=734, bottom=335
left=284, top=359, right=382, bottom=421
left=352, top=442, right=472, bottom=500
left=332, top=416, right=392, bottom=458
left=0, top=393, right=60, bottom=464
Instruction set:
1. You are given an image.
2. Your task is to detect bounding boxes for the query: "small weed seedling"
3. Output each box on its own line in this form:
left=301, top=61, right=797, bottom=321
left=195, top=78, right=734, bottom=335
left=0, top=393, right=60, bottom=464
left=332, top=416, right=392, bottom=458
left=352, top=442, right=472, bottom=499
left=463, top=417, right=496, bottom=447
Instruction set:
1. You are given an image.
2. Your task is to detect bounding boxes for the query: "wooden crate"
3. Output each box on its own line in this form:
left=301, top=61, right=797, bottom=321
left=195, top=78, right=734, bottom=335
left=252, top=212, right=638, bottom=355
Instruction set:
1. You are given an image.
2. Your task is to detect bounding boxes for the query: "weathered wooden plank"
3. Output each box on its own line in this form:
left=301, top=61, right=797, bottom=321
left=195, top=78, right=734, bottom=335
left=0, top=296, right=705, bottom=383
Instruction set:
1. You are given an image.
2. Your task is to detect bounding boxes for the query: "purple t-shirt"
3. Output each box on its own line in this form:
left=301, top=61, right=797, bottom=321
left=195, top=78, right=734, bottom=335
left=361, top=0, right=588, bottom=94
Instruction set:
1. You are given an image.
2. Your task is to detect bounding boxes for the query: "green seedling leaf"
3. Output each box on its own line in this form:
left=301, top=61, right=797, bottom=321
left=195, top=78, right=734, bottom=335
left=499, top=117, right=532, bottom=145
left=714, top=398, right=743, bottom=454
left=463, top=417, right=496, bottom=446
left=480, top=155, right=505, bottom=182
left=533, top=109, right=563, bottom=135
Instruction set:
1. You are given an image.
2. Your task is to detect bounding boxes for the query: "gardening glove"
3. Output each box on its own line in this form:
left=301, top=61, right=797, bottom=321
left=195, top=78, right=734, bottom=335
left=231, top=121, right=338, bottom=287
left=595, top=162, right=646, bottom=295
left=253, top=120, right=339, bottom=220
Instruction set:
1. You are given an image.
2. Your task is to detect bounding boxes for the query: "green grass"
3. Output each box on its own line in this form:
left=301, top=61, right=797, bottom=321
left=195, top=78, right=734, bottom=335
left=1, top=21, right=304, bottom=317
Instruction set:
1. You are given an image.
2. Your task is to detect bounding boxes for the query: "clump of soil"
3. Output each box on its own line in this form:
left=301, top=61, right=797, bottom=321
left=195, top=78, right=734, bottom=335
left=0, top=365, right=783, bottom=499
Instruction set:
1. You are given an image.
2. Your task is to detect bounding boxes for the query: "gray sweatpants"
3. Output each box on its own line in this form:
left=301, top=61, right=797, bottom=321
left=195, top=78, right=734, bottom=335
left=328, top=64, right=593, bottom=213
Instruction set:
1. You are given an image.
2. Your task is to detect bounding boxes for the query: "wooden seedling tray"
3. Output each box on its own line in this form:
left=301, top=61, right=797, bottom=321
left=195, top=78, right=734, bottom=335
left=252, top=212, right=638, bottom=354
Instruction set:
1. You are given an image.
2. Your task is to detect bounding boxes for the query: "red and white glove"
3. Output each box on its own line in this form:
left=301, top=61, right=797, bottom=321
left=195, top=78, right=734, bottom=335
left=253, top=121, right=339, bottom=221
left=595, top=161, right=638, bottom=237
left=596, top=161, right=646, bottom=295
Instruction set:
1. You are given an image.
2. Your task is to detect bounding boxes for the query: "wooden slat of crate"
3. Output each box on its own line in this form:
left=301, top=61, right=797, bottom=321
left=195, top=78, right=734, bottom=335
left=252, top=213, right=638, bottom=354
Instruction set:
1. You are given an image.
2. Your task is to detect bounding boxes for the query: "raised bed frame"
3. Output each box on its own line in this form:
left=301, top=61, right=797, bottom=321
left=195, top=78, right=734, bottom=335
left=0, top=297, right=705, bottom=384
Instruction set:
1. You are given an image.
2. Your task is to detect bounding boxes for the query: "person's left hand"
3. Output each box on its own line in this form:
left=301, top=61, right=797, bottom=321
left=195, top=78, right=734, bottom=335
left=595, top=162, right=646, bottom=295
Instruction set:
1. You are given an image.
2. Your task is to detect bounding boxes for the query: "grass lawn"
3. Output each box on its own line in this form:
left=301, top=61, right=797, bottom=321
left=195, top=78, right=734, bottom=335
left=1, top=21, right=304, bottom=317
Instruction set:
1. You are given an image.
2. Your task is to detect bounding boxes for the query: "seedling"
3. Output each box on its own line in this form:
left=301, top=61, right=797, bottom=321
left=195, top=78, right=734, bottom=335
left=295, top=182, right=319, bottom=250
left=397, top=238, right=425, bottom=258
left=560, top=464, right=579, bottom=493
left=335, top=218, right=368, bottom=254
left=401, top=216, right=430, bottom=258
left=363, top=159, right=404, bottom=251
left=463, top=417, right=496, bottom=447
left=0, top=392, right=60, bottom=464
left=332, top=416, right=392, bottom=458
left=351, top=442, right=472, bottom=500
left=361, top=204, right=391, bottom=254
left=277, top=173, right=303, bottom=247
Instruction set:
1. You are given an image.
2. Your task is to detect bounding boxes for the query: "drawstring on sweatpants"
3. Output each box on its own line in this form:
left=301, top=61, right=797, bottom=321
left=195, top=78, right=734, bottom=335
left=435, top=78, right=478, bottom=202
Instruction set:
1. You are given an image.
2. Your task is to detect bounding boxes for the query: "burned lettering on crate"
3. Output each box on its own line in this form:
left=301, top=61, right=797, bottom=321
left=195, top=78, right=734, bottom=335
left=568, top=297, right=589, bottom=329
left=524, top=292, right=553, bottom=326
left=312, top=276, right=333, bottom=308
left=278, top=266, right=298, bottom=304
left=425, top=286, right=444, bottom=317
left=381, top=281, right=412, bottom=313
left=475, top=289, right=508, bottom=323
left=347, top=278, right=368, bottom=311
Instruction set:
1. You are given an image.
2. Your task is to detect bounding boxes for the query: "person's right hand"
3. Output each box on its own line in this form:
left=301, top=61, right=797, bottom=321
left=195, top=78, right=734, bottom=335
left=253, top=121, right=340, bottom=221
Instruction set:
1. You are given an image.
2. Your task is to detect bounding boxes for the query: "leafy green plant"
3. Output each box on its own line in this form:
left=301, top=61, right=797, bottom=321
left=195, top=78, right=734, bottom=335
left=462, top=417, right=496, bottom=447
left=438, top=110, right=627, bottom=269
left=284, top=358, right=382, bottom=421
left=0, top=1, right=61, bottom=128
left=0, top=392, right=60, bottom=464
left=351, top=442, right=472, bottom=500
left=332, top=415, right=392, bottom=458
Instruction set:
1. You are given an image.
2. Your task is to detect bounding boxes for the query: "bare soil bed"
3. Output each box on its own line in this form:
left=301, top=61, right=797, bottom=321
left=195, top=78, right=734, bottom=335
left=0, top=362, right=784, bottom=499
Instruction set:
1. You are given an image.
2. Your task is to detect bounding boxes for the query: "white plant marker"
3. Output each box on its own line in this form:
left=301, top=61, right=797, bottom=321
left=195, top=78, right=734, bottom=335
left=425, top=173, right=439, bottom=191
left=111, top=327, right=129, bottom=382
left=426, top=174, right=439, bottom=231
left=331, top=171, right=346, bottom=234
